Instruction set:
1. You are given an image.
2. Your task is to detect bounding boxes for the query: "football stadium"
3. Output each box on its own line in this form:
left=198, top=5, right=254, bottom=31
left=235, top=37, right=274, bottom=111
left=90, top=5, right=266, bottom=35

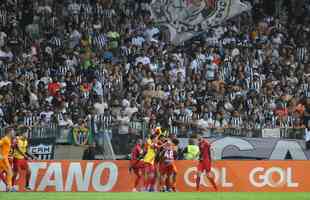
left=0, top=0, right=310, bottom=199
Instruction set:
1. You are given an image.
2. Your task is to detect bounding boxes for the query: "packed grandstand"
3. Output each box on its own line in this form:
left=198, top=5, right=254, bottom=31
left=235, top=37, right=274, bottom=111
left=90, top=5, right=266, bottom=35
left=0, top=0, right=310, bottom=193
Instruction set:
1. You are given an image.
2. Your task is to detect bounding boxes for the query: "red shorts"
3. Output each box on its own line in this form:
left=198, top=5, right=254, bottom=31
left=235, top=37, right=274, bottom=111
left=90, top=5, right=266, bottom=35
left=143, top=162, right=155, bottom=173
left=13, top=158, right=29, bottom=172
left=159, top=162, right=177, bottom=175
left=197, top=160, right=211, bottom=173
left=132, top=161, right=144, bottom=174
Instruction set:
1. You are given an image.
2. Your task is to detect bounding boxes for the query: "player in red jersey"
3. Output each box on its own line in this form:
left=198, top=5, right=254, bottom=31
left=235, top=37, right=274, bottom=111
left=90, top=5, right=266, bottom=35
left=159, top=139, right=178, bottom=192
left=155, top=135, right=167, bottom=191
left=196, top=135, right=217, bottom=191
left=129, top=138, right=145, bottom=192
left=12, top=130, right=36, bottom=191
left=169, top=138, right=179, bottom=192
left=142, top=134, right=158, bottom=192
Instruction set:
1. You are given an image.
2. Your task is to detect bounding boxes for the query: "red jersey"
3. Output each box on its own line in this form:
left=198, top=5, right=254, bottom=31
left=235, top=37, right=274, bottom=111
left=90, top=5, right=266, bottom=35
left=48, top=82, right=60, bottom=96
left=131, top=144, right=143, bottom=161
left=163, top=147, right=176, bottom=164
left=199, top=139, right=211, bottom=162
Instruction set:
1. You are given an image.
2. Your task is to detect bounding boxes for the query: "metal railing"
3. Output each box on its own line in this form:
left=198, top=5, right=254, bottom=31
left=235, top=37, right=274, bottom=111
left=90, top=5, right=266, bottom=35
left=0, top=122, right=305, bottom=141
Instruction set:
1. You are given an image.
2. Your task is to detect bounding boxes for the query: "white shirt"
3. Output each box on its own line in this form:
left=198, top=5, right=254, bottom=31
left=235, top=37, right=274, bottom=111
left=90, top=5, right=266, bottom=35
left=206, top=63, right=217, bottom=80
left=124, top=107, right=138, bottom=118
left=135, top=56, right=151, bottom=66
left=40, top=111, right=54, bottom=123
left=141, top=77, right=154, bottom=87
left=0, top=81, right=11, bottom=88
left=59, top=119, right=74, bottom=127
left=190, top=59, right=202, bottom=72
left=29, top=92, right=38, bottom=104
left=132, top=36, right=145, bottom=47
left=0, top=32, right=7, bottom=48
left=93, top=81, right=103, bottom=96
left=94, top=102, right=108, bottom=114
left=170, top=68, right=186, bottom=81
left=144, top=27, right=160, bottom=41
left=305, top=128, right=310, bottom=142
left=214, top=119, right=228, bottom=128
left=117, top=115, right=130, bottom=135
left=68, top=3, right=81, bottom=15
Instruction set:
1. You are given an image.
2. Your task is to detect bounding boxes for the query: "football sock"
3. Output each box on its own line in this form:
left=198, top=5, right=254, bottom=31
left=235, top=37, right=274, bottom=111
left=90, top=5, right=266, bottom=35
left=207, top=176, right=218, bottom=191
left=196, top=176, right=200, bottom=191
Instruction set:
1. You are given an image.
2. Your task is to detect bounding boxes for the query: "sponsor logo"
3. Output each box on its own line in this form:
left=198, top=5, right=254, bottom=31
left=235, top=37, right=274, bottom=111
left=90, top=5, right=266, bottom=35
left=0, top=161, right=119, bottom=192
left=29, top=144, right=53, bottom=160
left=249, top=167, right=299, bottom=188
left=184, top=167, right=233, bottom=188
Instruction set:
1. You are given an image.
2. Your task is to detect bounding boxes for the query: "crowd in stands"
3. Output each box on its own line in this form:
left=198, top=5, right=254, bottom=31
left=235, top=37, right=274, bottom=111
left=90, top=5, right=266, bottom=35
left=0, top=0, right=310, bottom=145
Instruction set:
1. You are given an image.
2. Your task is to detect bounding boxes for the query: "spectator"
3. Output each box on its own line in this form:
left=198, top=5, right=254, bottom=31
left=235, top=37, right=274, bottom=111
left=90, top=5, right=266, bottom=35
left=183, top=138, right=200, bottom=160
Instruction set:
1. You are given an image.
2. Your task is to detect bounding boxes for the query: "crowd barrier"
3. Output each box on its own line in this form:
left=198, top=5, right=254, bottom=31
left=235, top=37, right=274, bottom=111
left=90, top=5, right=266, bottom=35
left=2, top=160, right=310, bottom=192
left=0, top=125, right=305, bottom=142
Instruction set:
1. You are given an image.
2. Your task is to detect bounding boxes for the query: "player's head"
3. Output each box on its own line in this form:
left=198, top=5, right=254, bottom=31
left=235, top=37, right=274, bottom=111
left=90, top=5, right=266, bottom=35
left=136, top=138, right=143, bottom=145
left=18, top=126, right=29, bottom=139
left=172, top=138, right=180, bottom=146
left=188, top=138, right=196, bottom=145
left=158, top=134, right=166, bottom=141
left=155, top=127, right=162, bottom=135
left=4, top=127, right=14, bottom=137
left=150, top=134, right=157, bottom=141
left=165, top=138, right=172, bottom=147
left=197, top=134, right=203, bottom=143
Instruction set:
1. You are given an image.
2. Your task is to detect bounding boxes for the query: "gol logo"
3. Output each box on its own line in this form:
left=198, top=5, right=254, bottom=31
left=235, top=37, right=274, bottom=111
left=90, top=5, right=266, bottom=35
left=184, top=167, right=233, bottom=188
left=249, top=167, right=299, bottom=188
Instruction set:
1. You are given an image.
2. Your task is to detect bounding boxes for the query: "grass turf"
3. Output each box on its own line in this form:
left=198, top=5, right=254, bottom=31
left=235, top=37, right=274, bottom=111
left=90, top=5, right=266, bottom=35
left=0, top=192, right=309, bottom=200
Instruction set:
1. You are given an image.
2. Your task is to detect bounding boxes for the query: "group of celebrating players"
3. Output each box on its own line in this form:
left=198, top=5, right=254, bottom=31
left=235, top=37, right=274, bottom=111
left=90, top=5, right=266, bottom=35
left=0, top=126, right=217, bottom=192
left=129, top=127, right=217, bottom=192
left=0, top=127, right=34, bottom=192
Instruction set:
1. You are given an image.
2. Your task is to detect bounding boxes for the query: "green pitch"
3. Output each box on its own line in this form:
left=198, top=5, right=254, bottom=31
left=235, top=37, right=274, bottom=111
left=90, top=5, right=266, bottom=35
left=0, top=192, right=309, bottom=200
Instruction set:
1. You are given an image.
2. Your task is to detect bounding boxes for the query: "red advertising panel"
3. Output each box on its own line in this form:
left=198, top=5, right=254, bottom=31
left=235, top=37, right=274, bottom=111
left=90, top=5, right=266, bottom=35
left=2, top=161, right=310, bottom=192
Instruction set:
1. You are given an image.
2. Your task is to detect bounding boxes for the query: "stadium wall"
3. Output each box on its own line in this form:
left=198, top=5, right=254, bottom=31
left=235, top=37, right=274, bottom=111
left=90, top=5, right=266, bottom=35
left=2, top=160, right=310, bottom=192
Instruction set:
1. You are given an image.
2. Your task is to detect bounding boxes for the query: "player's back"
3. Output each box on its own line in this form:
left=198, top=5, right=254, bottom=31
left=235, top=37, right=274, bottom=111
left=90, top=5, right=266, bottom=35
left=143, top=139, right=156, bottom=165
left=199, top=139, right=211, bottom=161
left=13, top=137, right=28, bottom=159
left=0, top=136, right=11, bottom=158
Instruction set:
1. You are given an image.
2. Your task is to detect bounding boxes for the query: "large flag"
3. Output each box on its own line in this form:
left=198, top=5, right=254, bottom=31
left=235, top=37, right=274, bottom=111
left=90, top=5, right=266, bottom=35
left=149, top=0, right=252, bottom=44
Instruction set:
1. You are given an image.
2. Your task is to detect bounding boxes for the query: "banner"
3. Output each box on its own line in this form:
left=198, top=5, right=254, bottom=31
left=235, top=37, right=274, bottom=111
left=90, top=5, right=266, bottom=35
left=29, top=138, right=56, bottom=160
left=71, top=127, right=93, bottom=146
left=149, top=0, right=251, bottom=44
left=178, top=137, right=308, bottom=160
left=2, top=160, right=310, bottom=192
left=262, top=129, right=281, bottom=138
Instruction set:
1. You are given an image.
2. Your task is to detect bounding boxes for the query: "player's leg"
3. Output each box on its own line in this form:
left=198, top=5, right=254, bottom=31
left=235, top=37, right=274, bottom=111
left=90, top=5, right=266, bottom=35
left=133, top=166, right=142, bottom=192
left=169, top=173, right=176, bottom=192
left=12, top=158, right=20, bottom=188
left=0, top=170, right=7, bottom=186
left=162, top=166, right=172, bottom=192
left=155, top=164, right=161, bottom=192
left=143, top=163, right=149, bottom=191
left=143, top=163, right=153, bottom=191
left=3, top=159, right=13, bottom=191
left=138, top=162, right=146, bottom=191
left=148, top=164, right=156, bottom=192
left=196, top=162, right=203, bottom=191
left=159, top=173, right=167, bottom=192
left=23, top=159, right=32, bottom=191
left=205, top=166, right=217, bottom=191
left=170, top=163, right=177, bottom=192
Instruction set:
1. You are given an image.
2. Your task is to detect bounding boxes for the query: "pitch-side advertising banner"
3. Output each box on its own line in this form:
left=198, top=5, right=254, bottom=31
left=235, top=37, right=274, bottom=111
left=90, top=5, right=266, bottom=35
left=1, top=161, right=309, bottom=192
